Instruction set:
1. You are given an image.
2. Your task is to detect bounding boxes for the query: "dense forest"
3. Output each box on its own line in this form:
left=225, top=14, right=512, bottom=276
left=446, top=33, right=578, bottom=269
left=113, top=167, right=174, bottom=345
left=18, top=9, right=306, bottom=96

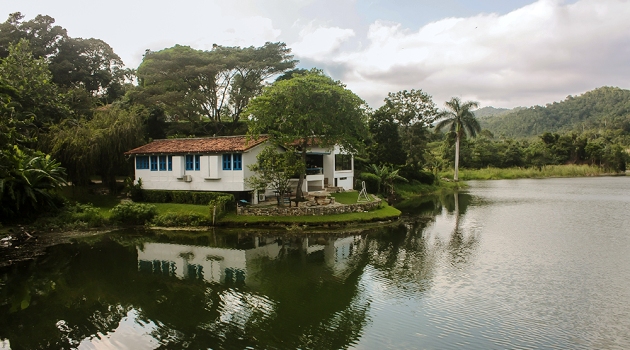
left=479, top=87, right=630, bottom=138
left=1, top=12, right=629, bottom=223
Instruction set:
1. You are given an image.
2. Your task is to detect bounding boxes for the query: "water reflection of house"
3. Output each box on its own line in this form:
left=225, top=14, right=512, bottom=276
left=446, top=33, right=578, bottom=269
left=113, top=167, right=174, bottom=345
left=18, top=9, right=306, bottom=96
left=304, top=235, right=365, bottom=278
left=137, top=235, right=366, bottom=285
left=137, top=238, right=282, bottom=285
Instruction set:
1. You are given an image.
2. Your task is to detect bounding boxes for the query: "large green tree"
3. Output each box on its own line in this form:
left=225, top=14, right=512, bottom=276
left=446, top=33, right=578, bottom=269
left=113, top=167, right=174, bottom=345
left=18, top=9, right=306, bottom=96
left=0, top=12, right=66, bottom=60
left=435, top=97, right=481, bottom=181
left=367, top=108, right=406, bottom=166
left=49, top=37, right=130, bottom=102
left=0, top=40, right=69, bottom=128
left=247, top=69, right=367, bottom=200
left=0, top=12, right=131, bottom=104
left=373, top=90, right=437, bottom=169
left=136, top=42, right=296, bottom=124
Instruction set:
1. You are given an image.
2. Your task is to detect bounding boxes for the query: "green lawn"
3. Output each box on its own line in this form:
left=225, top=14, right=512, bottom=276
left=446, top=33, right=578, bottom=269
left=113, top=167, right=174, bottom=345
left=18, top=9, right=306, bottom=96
left=330, top=191, right=375, bottom=204
left=152, top=203, right=211, bottom=216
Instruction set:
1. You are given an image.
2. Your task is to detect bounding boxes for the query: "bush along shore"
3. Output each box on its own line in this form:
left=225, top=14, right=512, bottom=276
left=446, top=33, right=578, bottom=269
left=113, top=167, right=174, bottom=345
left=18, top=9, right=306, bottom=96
left=438, top=164, right=625, bottom=181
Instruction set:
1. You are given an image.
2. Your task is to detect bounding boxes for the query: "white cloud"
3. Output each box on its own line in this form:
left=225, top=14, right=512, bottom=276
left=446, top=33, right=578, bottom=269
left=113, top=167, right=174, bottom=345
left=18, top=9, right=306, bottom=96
left=291, top=25, right=356, bottom=59
left=6, top=0, right=630, bottom=108
left=315, top=0, right=630, bottom=108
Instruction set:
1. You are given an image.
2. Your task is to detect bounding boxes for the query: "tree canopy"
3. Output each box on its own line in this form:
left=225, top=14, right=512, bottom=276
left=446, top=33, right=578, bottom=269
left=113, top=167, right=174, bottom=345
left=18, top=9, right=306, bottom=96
left=369, top=89, right=437, bottom=169
left=136, top=42, right=296, bottom=123
left=0, top=12, right=130, bottom=103
left=247, top=69, right=367, bottom=199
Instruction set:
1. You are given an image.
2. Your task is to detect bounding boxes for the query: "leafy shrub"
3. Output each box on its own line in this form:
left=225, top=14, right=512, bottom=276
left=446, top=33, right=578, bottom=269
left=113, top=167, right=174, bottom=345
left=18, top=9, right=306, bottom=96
left=359, top=173, right=381, bottom=194
left=110, top=201, right=157, bottom=225
left=33, top=203, right=107, bottom=230
left=124, top=177, right=144, bottom=202
left=152, top=212, right=211, bottom=227
left=209, top=195, right=234, bottom=219
left=398, top=165, right=436, bottom=184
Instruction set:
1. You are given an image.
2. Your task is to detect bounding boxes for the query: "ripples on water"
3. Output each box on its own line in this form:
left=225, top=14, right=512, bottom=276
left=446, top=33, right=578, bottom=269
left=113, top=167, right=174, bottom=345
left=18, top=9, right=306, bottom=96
left=354, top=177, right=630, bottom=350
left=0, top=177, right=629, bottom=349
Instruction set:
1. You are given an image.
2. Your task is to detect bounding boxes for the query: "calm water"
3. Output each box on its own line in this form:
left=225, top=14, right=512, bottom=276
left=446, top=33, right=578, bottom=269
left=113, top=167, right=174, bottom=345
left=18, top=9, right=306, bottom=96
left=1, top=177, right=629, bottom=349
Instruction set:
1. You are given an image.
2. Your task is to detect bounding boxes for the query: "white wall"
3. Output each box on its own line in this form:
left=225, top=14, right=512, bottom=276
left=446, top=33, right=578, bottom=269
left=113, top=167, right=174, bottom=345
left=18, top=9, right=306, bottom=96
left=134, top=144, right=267, bottom=193
left=133, top=142, right=355, bottom=193
left=331, top=145, right=354, bottom=191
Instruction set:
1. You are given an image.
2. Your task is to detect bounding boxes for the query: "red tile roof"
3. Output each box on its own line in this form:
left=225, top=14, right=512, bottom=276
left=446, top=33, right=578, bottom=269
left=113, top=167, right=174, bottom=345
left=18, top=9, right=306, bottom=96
left=125, top=135, right=269, bottom=155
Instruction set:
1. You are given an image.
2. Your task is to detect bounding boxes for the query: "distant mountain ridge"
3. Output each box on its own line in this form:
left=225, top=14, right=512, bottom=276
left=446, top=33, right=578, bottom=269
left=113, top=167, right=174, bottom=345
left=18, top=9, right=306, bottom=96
left=478, top=86, right=630, bottom=138
left=474, top=106, right=513, bottom=118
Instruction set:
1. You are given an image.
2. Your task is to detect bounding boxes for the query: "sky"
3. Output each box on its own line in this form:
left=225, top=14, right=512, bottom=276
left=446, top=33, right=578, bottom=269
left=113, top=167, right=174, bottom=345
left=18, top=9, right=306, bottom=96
left=3, top=0, right=630, bottom=109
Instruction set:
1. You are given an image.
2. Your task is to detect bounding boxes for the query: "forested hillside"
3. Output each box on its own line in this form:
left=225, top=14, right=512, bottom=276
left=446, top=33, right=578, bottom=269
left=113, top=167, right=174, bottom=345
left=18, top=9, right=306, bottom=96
left=473, top=106, right=513, bottom=118
left=480, top=87, right=630, bottom=138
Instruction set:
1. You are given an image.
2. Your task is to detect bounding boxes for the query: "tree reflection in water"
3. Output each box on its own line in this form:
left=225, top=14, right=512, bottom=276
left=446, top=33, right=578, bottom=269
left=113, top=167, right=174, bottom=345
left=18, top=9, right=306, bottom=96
left=0, top=196, right=480, bottom=349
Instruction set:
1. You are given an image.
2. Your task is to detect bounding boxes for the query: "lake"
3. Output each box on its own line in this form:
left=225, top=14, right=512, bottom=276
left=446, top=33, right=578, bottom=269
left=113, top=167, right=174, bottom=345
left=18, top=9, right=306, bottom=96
left=1, top=177, right=629, bottom=349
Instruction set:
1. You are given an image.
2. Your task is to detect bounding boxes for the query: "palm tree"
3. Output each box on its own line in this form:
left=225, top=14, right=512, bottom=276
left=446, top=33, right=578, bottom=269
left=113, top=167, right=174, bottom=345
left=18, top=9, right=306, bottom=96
left=435, top=97, right=481, bottom=181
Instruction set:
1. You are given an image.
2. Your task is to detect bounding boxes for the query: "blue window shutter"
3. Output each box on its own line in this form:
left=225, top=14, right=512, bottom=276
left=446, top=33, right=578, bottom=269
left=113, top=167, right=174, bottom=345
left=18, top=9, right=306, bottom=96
left=233, top=154, right=242, bottom=170
left=185, top=155, right=194, bottom=170
left=136, top=156, right=149, bottom=169
left=159, top=156, right=167, bottom=171
left=150, top=156, right=158, bottom=171
left=168, top=156, right=172, bottom=171
left=195, top=155, right=201, bottom=171
left=223, top=154, right=232, bottom=170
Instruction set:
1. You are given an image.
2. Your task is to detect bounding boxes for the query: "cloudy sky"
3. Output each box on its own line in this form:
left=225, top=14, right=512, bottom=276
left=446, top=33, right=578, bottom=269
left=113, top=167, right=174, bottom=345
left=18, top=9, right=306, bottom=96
left=4, top=0, right=630, bottom=109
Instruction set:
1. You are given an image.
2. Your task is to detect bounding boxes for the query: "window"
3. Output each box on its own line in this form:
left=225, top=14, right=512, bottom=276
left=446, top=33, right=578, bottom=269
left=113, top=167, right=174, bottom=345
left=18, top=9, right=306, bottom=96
left=159, top=156, right=167, bottom=171
left=168, top=156, right=172, bottom=171
left=150, top=156, right=158, bottom=171
left=186, top=155, right=201, bottom=171
left=136, top=156, right=149, bottom=170
left=223, top=154, right=232, bottom=170
left=186, top=155, right=194, bottom=170
left=335, top=154, right=352, bottom=171
left=223, top=153, right=243, bottom=170
left=233, top=154, right=242, bottom=170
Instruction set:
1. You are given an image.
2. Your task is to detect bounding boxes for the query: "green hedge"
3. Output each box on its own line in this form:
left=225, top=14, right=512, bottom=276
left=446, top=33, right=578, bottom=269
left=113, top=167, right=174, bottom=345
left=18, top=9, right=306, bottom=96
left=142, top=190, right=235, bottom=206
left=152, top=212, right=211, bottom=227
left=110, top=202, right=157, bottom=225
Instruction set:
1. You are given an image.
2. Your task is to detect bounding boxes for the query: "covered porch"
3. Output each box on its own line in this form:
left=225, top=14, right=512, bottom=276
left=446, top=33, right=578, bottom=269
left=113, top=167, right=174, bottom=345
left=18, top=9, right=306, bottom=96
left=291, top=152, right=331, bottom=193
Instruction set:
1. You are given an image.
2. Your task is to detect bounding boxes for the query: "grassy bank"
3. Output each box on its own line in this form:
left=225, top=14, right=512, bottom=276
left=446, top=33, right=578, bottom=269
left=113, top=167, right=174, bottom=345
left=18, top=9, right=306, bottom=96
left=24, top=187, right=400, bottom=230
left=219, top=191, right=400, bottom=226
left=438, top=164, right=619, bottom=181
left=219, top=203, right=401, bottom=225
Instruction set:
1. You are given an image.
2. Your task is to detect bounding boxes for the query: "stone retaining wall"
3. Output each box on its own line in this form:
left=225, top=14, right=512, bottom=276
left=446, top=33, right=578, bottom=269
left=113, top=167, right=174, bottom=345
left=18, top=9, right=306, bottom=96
left=237, top=198, right=382, bottom=216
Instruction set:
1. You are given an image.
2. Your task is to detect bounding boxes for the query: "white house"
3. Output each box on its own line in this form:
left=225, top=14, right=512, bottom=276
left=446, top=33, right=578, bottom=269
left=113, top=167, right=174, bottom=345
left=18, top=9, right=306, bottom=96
left=125, top=135, right=355, bottom=201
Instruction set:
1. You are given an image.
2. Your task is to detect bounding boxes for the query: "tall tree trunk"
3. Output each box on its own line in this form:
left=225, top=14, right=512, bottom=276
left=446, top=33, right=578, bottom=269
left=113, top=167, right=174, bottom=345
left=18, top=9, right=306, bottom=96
left=454, top=131, right=460, bottom=182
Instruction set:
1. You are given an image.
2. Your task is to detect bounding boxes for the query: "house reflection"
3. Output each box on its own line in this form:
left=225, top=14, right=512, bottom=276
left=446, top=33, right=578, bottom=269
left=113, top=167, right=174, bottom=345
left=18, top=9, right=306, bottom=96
left=137, top=234, right=366, bottom=285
